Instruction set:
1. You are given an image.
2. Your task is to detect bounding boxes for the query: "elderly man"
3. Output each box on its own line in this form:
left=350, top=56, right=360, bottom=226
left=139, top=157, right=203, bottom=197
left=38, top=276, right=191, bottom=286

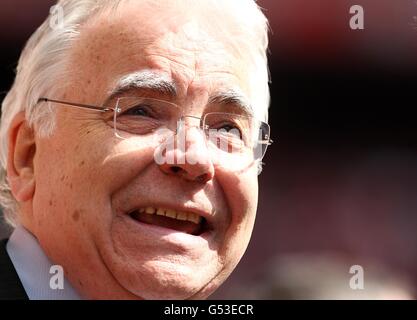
left=0, top=0, right=271, bottom=299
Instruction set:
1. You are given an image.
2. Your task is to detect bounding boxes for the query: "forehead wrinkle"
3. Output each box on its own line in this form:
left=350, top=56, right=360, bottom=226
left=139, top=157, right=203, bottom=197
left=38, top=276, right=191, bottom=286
left=71, top=7, right=253, bottom=113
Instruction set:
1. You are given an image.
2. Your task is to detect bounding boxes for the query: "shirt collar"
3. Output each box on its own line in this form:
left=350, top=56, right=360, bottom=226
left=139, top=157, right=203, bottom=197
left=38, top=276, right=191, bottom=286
left=6, top=225, right=81, bottom=300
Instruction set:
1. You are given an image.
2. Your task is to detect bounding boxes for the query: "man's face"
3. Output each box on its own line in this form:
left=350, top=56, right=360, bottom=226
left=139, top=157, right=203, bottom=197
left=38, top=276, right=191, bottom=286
left=30, top=3, right=259, bottom=299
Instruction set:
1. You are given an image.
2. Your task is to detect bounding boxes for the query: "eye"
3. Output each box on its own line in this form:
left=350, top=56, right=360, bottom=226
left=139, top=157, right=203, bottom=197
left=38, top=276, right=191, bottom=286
left=122, top=104, right=153, bottom=117
left=217, top=123, right=242, bottom=138
left=219, top=124, right=239, bottom=132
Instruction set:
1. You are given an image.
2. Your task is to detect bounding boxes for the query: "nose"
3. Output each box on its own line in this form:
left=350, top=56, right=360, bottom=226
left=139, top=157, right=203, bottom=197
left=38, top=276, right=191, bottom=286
left=157, top=120, right=215, bottom=183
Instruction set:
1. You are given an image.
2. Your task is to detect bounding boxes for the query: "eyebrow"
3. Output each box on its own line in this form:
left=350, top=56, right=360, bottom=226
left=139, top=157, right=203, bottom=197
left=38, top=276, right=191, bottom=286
left=107, top=70, right=253, bottom=116
left=208, top=89, right=254, bottom=117
left=106, top=70, right=177, bottom=103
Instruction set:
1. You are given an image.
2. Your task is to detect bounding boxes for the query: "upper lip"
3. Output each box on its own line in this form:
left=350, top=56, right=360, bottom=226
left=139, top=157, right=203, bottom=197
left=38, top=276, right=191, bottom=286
left=126, top=202, right=215, bottom=228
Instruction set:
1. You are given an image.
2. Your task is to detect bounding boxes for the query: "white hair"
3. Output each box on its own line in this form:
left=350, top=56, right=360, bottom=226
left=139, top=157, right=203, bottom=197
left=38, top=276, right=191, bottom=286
left=0, top=0, right=270, bottom=227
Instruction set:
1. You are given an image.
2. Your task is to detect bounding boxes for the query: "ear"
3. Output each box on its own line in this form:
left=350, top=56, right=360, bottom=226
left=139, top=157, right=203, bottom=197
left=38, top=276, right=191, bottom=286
left=7, top=111, right=36, bottom=202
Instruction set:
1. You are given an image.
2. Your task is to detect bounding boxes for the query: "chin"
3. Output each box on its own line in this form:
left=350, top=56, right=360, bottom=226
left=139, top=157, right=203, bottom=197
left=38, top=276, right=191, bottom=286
left=116, top=263, right=220, bottom=300
left=100, top=214, right=226, bottom=299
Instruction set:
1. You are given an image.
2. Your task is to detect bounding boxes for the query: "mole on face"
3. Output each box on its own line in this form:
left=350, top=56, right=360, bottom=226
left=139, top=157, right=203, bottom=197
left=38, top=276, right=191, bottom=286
left=72, top=210, right=80, bottom=222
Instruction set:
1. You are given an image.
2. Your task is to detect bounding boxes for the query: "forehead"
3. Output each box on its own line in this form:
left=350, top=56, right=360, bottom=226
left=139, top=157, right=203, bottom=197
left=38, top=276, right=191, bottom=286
left=66, top=1, right=252, bottom=104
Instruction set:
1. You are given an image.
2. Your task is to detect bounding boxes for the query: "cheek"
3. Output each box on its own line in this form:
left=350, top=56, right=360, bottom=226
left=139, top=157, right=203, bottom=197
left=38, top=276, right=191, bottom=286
left=32, top=136, right=103, bottom=244
left=221, top=165, right=259, bottom=227
left=214, top=164, right=259, bottom=262
left=32, top=133, right=152, bottom=233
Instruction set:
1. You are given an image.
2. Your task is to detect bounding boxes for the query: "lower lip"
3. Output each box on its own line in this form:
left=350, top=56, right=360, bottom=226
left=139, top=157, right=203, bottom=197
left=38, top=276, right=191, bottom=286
left=122, top=213, right=214, bottom=249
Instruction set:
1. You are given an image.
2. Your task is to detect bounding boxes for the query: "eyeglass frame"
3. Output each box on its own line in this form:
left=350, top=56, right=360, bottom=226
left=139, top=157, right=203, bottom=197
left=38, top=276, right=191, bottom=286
left=36, top=97, right=273, bottom=158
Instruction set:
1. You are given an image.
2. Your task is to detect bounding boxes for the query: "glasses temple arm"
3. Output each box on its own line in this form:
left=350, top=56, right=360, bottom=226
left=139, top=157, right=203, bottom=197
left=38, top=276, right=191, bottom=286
left=37, top=97, right=113, bottom=112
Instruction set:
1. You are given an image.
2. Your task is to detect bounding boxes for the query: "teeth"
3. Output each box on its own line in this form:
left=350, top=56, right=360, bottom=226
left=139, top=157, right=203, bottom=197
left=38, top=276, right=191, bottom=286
left=145, top=207, right=155, bottom=214
left=139, top=207, right=202, bottom=225
left=165, top=209, right=177, bottom=219
left=177, top=212, right=187, bottom=221
left=188, top=212, right=202, bottom=224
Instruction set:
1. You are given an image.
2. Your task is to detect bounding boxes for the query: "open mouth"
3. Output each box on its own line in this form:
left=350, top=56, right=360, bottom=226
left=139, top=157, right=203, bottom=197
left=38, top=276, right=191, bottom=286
left=128, top=207, right=208, bottom=235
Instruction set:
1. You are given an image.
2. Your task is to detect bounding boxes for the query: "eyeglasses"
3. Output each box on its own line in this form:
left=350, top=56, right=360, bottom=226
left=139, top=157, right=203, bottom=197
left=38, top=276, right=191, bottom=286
left=37, top=96, right=273, bottom=171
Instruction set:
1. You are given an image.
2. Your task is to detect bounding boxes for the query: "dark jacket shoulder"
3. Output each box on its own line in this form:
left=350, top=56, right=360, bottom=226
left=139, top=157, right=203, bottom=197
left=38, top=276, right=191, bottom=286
left=0, top=239, right=28, bottom=300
